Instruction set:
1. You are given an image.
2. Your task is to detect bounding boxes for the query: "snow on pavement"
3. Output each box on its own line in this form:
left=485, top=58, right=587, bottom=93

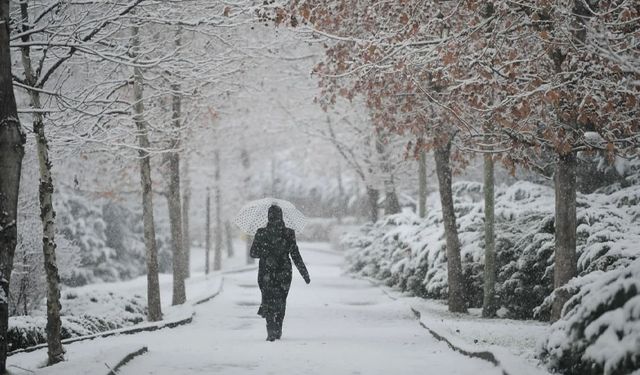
left=118, top=247, right=502, bottom=375
left=8, top=245, right=505, bottom=374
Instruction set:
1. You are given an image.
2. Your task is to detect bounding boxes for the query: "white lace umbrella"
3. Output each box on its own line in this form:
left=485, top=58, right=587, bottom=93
left=234, top=198, right=306, bottom=235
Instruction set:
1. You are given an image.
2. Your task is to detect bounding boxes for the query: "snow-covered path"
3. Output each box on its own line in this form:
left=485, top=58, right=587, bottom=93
left=116, top=246, right=502, bottom=375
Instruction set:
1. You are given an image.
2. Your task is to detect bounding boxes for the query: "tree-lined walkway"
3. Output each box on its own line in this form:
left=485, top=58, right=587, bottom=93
left=115, top=247, right=502, bottom=375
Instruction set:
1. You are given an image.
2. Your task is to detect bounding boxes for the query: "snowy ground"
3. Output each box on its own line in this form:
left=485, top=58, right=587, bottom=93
left=60, top=239, right=250, bottom=314
left=409, top=299, right=550, bottom=375
left=8, top=242, right=528, bottom=374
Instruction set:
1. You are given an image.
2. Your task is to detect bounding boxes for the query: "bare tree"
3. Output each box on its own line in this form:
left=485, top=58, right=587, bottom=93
left=0, top=1, right=25, bottom=371
left=131, top=23, right=162, bottom=322
left=16, top=2, right=64, bottom=363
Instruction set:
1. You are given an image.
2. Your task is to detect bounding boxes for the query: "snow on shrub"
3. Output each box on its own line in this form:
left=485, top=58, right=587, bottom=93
left=7, top=290, right=146, bottom=352
left=539, top=259, right=640, bottom=375
left=55, top=189, right=171, bottom=286
left=343, top=180, right=639, bottom=319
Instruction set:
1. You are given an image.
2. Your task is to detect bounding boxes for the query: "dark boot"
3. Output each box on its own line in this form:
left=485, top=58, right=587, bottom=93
left=266, top=315, right=278, bottom=342
left=275, top=313, right=284, bottom=339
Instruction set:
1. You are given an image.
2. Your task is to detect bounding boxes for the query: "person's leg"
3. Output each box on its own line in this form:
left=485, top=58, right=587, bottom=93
left=258, top=291, right=265, bottom=317
left=275, top=308, right=285, bottom=339
left=266, top=313, right=278, bottom=341
left=276, top=272, right=291, bottom=339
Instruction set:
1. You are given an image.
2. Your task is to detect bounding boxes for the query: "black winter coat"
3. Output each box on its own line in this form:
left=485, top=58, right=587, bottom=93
left=250, top=213, right=309, bottom=319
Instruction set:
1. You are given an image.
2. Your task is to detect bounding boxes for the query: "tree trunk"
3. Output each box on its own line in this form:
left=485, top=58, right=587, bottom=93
left=213, top=151, right=222, bottom=271
left=35, top=109, right=64, bottom=366
left=375, top=132, right=401, bottom=215
left=0, top=1, right=25, bottom=371
left=245, top=236, right=254, bottom=265
left=336, top=163, right=345, bottom=223
left=225, top=221, right=234, bottom=258
left=166, top=137, right=185, bottom=304
left=240, top=148, right=254, bottom=265
left=482, top=152, right=497, bottom=318
left=434, top=140, right=467, bottom=313
left=168, top=27, right=185, bottom=305
left=182, top=156, right=190, bottom=279
left=366, top=186, right=379, bottom=222
left=167, top=154, right=185, bottom=304
left=418, top=150, right=427, bottom=218
left=551, top=152, right=577, bottom=321
left=19, top=3, right=63, bottom=363
left=19, top=252, right=28, bottom=315
left=131, top=25, right=162, bottom=322
left=205, top=189, right=211, bottom=275
left=384, top=183, right=401, bottom=215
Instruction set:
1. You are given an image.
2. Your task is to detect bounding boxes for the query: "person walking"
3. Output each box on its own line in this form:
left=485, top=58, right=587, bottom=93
left=250, top=204, right=310, bottom=341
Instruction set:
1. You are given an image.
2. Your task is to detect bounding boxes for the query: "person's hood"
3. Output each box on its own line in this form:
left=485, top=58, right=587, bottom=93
left=267, top=204, right=284, bottom=225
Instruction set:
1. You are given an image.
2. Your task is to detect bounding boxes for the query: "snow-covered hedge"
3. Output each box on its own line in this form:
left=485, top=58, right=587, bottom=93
left=539, top=259, right=640, bottom=375
left=297, top=217, right=359, bottom=242
left=343, top=180, right=639, bottom=320
left=8, top=290, right=146, bottom=352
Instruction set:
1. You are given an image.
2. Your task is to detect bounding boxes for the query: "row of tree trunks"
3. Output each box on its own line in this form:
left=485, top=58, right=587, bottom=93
left=18, top=3, right=64, bottom=364
left=131, top=24, right=162, bottom=322
left=430, top=136, right=577, bottom=319
left=0, top=1, right=25, bottom=371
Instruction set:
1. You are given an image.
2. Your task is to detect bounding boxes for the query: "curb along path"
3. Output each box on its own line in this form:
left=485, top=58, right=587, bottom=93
left=9, top=278, right=225, bottom=357
left=357, top=274, right=549, bottom=375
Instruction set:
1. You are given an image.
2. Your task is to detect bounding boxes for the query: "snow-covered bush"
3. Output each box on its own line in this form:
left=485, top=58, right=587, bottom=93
left=343, top=180, right=640, bottom=319
left=298, top=217, right=339, bottom=241
left=7, top=290, right=146, bottom=352
left=55, top=189, right=171, bottom=286
left=343, top=182, right=484, bottom=301
left=539, top=259, right=640, bottom=375
left=297, top=216, right=359, bottom=242
left=9, top=210, right=80, bottom=316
